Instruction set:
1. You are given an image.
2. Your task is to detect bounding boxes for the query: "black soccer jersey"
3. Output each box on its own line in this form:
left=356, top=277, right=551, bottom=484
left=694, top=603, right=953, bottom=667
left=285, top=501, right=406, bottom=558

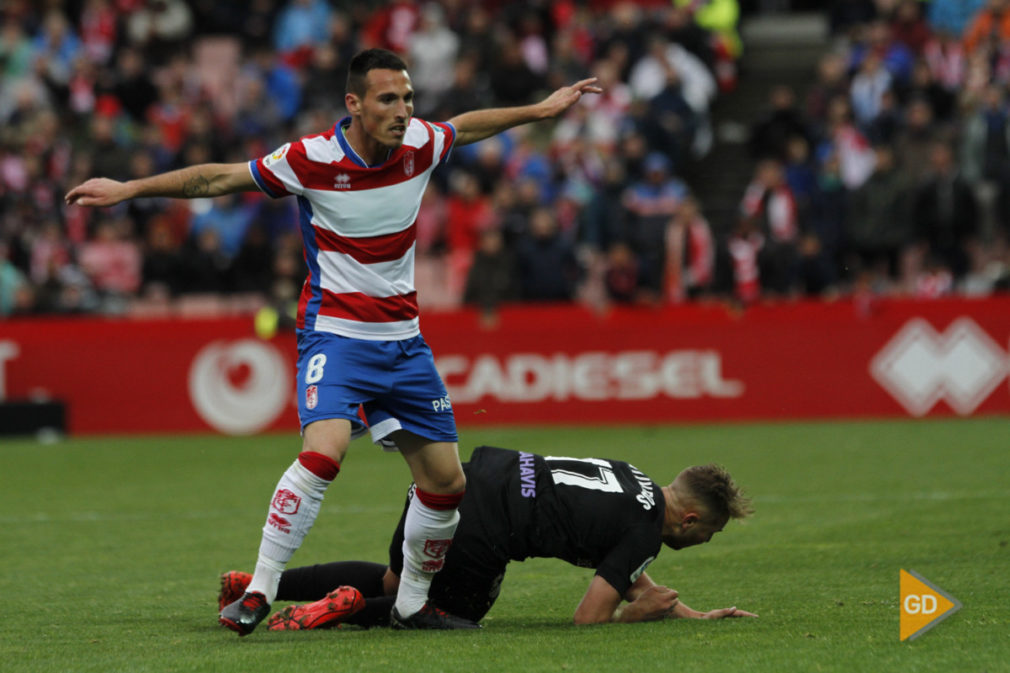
left=464, top=446, right=666, bottom=598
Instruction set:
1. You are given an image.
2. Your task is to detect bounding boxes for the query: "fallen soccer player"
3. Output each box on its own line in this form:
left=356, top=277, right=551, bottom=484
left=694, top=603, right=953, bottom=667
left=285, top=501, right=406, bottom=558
left=218, top=446, right=758, bottom=629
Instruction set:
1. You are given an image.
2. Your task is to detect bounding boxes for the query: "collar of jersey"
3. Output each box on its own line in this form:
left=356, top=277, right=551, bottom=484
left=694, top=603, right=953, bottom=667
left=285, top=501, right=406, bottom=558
left=335, top=116, right=394, bottom=169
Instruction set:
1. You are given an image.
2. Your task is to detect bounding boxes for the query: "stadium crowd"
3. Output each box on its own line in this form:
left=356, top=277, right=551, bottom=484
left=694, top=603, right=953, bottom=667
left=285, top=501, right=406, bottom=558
left=1, top=0, right=1009, bottom=321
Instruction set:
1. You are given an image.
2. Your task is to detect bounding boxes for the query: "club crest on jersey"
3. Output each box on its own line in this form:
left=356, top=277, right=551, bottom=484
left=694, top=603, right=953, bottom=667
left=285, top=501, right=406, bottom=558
left=334, top=173, right=351, bottom=189
left=423, top=538, right=452, bottom=559
left=272, top=488, right=301, bottom=515
left=306, top=384, right=318, bottom=409
left=403, top=150, right=415, bottom=177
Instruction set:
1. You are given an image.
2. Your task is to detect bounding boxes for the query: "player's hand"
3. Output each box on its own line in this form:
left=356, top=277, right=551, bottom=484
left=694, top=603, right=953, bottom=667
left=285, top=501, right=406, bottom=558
left=538, top=78, right=603, bottom=118
left=632, top=585, right=680, bottom=621
left=64, top=178, right=132, bottom=207
left=699, top=606, right=759, bottom=619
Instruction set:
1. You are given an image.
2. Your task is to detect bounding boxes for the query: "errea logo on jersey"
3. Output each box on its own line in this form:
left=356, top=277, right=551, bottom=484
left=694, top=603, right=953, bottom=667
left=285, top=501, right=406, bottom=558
left=334, top=173, right=351, bottom=189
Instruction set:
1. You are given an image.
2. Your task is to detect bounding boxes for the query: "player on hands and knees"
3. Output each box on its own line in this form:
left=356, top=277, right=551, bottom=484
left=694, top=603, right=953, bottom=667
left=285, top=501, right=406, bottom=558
left=217, top=447, right=757, bottom=629
left=65, top=49, right=602, bottom=635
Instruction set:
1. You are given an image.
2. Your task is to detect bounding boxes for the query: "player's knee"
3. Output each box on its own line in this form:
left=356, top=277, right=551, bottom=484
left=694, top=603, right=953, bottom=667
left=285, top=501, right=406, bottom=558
left=418, top=468, right=465, bottom=495
left=301, top=419, right=351, bottom=461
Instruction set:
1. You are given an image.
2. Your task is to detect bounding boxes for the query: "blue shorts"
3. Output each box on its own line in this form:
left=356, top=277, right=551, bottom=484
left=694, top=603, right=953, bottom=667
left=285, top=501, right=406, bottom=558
left=296, top=330, right=457, bottom=444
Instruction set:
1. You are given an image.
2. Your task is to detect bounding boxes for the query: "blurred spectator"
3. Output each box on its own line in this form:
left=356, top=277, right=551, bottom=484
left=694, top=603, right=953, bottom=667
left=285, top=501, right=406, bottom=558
left=845, top=144, right=913, bottom=282
left=489, top=36, right=543, bottom=105
left=739, top=159, right=800, bottom=295
left=850, top=52, right=893, bottom=130
left=189, top=194, right=258, bottom=260
left=666, top=196, right=715, bottom=301
left=361, top=0, right=419, bottom=53
left=227, top=220, right=272, bottom=294
left=725, top=217, right=764, bottom=306
left=272, top=0, right=331, bottom=56
left=408, top=2, right=459, bottom=117
left=111, top=47, right=159, bottom=123
left=961, top=84, right=1010, bottom=240
left=604, top=241, right=640, bottom=304
left=807, top=151, right=848, bottom=282
left=830, top=0, right=877, bottom=38
left=0, top=19, right=35, bottom=79
left=126, top=0, right=194, bottom=64
left=904, top=59, right=956, bottom=122
left=922, top=30, right=967, bottom=94
left=852, top=20, right=915, bottom=86
left=80, top=0, right=118, bottom=66
left=463, top=227, right=518, bottom=313
left=821, top=96, right=876, bottom=190
left=183, top=227, right=230, bottom=293
left=0, top=240, right=30, bottom=316
left=927, top=0, right=986, bottom=36
left=963, top=0, right=1010, bottom=55
left=79, top=217, right=142, bottom=300
left=893, top=97, right=939, bottom=188
left=889, top=0, right=931, bottom=54
left=805, top=52, right=851, bottom=134
left=431, top=54, right=492, bottom=119
left=140, top=215, right=183, bottom=296
left=913, top=141, right=979, bottom=279
left=622, top=152, right=689, bottom=297
left=516, top=207, right=578, bottom=302
left=750, top=85, right=811, bottom=161
left=33, top=10, right=81, bottom=86
left=446, top=170, right=494, bottom=299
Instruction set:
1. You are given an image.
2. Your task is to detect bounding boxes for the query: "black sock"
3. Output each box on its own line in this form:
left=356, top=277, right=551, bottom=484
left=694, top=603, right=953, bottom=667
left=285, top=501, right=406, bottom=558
left=277, top=561, right=388, bottom=601
left=346, top=596, right=395, bottom=628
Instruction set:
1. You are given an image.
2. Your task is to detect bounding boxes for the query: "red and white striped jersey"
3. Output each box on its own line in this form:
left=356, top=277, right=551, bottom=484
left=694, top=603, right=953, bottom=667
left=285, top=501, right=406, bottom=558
left=249, top=116, right=455, bottom=340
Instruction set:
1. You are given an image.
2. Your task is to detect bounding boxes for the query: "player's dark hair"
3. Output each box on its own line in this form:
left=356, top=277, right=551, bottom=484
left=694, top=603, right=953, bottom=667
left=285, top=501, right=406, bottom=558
left=680, top=464, right=753, bottom=521
left=347, top=48, right=409, bottom=97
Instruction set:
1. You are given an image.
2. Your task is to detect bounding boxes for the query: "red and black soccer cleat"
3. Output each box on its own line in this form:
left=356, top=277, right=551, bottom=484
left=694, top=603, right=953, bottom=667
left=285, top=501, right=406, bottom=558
left=218, top=571, right=253, bottom=612
left=390, top=603, right=481, bottom=630
left=267, top=586, right=365, bottom=631
left=219, top=591, right=270, bottom=636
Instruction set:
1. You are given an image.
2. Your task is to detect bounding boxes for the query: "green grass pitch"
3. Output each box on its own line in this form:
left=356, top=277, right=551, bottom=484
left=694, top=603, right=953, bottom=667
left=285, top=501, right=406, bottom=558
left=1, top=418, right=1007, bottom=673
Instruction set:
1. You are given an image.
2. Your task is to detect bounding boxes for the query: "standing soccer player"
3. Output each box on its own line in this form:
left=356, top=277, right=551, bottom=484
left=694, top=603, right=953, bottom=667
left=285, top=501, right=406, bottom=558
left=65, top=48, right=602, bottom=634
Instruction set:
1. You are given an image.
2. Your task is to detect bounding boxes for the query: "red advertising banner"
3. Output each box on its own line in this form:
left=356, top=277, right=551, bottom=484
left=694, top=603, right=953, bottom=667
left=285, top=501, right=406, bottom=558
left=2, top=296, right=1009, bottom=435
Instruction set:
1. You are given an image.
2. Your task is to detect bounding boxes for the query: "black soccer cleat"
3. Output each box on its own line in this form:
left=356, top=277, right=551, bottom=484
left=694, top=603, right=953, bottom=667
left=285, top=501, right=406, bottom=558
left=390, top=603, right=481, bottom=630
left=219, top=591, right=270, bottom=636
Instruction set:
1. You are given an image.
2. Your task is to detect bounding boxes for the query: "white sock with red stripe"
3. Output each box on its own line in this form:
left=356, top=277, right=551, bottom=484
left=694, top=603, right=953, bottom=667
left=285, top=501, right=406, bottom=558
left=243, top=452, right=339, bottom=605
left=395, top=487, right=464, bottom=617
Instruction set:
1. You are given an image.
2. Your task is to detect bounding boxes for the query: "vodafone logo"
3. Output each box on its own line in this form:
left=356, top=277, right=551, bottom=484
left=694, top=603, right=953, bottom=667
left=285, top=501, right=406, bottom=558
left=188, top=339, right=291, bottom=434
left=870, top=318, right=1009, bottom=416
left=437, top=350, right=743, bottom=403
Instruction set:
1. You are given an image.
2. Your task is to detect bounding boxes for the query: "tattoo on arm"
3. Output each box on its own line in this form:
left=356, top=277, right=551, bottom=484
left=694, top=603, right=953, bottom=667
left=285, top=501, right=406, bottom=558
left=182, top=175, right=210, bottom=198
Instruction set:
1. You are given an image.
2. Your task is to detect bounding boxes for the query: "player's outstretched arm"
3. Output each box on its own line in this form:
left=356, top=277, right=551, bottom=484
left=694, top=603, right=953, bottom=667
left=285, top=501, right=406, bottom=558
left=448, top=78, right=603, bottom=147
left=64, top=162, right=257, bottom=207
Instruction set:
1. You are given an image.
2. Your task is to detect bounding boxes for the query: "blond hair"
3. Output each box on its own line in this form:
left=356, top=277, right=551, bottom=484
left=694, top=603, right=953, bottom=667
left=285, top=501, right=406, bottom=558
left=678, top=464, right=753, bottom=520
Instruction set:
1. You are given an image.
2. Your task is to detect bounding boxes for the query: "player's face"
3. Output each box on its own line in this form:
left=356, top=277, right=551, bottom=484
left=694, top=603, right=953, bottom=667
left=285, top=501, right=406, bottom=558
left=355, top=68, right=415, bottom=150
left=664, top=514, right=728, bottom=550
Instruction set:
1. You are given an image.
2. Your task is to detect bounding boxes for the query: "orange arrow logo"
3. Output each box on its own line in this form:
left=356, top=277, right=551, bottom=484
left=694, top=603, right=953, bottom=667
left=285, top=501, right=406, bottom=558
left=900, top=569, right=962, bottom=641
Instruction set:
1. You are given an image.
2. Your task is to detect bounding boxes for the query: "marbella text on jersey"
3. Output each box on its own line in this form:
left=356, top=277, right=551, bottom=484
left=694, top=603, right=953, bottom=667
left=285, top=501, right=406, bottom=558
left=436, top=349, right=744, bottom=403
